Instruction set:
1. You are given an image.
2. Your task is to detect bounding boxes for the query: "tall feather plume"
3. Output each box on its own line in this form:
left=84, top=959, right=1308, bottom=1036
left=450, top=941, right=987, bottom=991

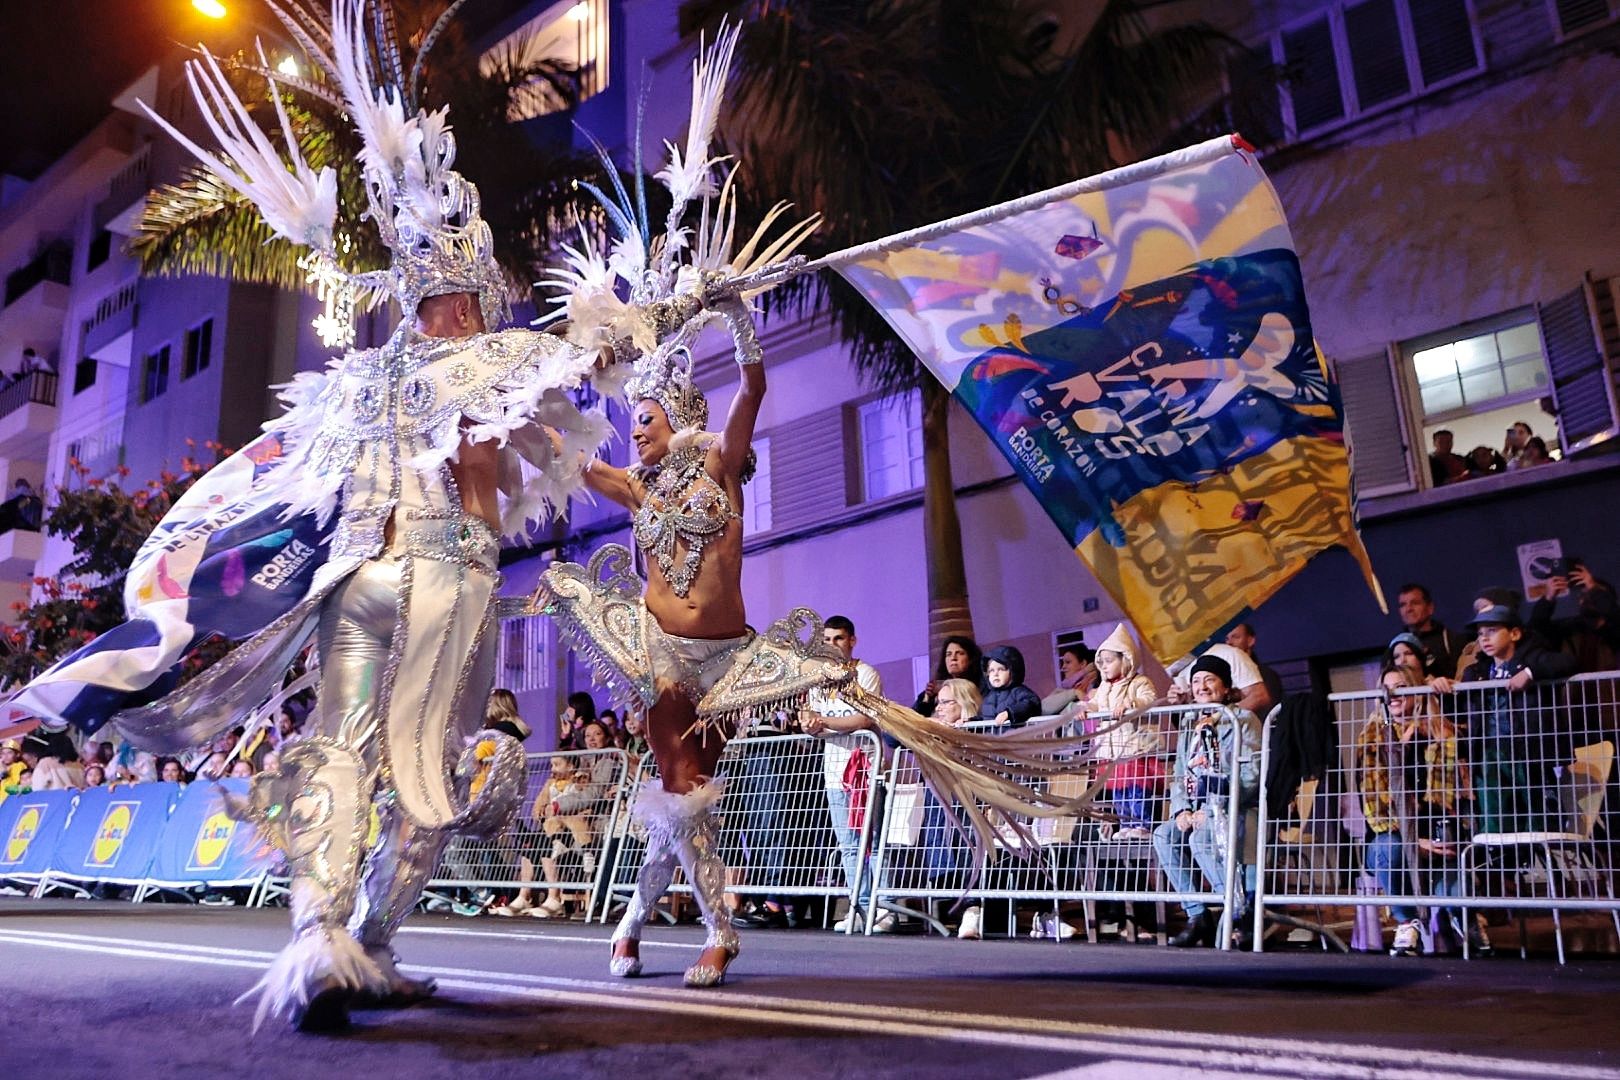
left=655, top=21, right=741, bottom=281
left=138, top=45, right=337, bottom=252
left=263, top=0, right=340, bottom=86
left=330, top=0, right=420, bottom=188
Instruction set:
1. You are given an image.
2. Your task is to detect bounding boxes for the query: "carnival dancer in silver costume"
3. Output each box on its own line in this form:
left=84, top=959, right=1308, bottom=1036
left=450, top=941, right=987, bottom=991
left=530, top=23, right=1116, bottom=990
left=7, top=1, right=718, bottom=1032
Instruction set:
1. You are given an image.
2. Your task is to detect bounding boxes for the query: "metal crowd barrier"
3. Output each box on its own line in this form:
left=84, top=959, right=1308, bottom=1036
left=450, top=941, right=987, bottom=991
left=866, top=709, right=1252, bottom=945
left=1253, top=672, right=1620, bottom=963
left=597, top=730, right=884, bottom=929
left=429, top=748, right=629, bottom=922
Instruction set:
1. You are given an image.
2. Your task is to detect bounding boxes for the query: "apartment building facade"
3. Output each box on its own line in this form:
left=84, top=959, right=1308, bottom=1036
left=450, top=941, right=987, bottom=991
left=509, top=0, right=1620, bottom=716
left=6, top=0, right=1615, bottom=729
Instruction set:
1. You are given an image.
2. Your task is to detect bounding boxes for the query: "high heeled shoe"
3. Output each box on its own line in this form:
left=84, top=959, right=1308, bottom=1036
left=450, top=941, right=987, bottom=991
left=609, top=936, right=643, bottom=978
left=683, top=942, right=738, bottom=988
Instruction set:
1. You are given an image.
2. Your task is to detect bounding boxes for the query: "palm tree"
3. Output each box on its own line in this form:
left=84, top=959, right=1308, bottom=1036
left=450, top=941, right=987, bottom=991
left=676, top=0, right=1228, bottom=654
left=133, top=0, right=602, bottom=308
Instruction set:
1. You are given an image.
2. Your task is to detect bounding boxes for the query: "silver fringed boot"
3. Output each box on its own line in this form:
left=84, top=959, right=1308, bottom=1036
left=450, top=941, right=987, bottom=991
left=233, top=740, right=390, bottom=1032
left=670, top=783, right=739, bottom=988
left=347, top=795, right=448, bottom=1007
left=608, top=786, right=697, bottom=977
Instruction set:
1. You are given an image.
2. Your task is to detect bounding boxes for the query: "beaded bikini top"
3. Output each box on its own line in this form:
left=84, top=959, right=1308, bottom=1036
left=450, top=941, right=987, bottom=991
left=631, top=445, right=739, bottom=598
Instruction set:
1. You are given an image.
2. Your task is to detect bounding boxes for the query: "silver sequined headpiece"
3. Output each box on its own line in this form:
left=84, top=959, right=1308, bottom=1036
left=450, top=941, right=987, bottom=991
left=625, top=347, right=709, bottom=432
left=363, top=130, right=510, bottom=329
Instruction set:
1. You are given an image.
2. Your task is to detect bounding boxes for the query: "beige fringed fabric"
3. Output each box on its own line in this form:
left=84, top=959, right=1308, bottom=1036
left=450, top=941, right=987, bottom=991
left=845, top=689, right=1110, bottom=876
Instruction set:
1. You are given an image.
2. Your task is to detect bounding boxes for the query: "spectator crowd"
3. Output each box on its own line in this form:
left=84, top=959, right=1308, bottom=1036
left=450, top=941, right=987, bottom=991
left=4, top=553, right=1618, bottom=960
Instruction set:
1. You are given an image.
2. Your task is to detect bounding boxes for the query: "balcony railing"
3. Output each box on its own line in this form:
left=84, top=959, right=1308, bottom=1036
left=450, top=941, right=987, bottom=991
left=3, top=243, right=72, bottom=308
left=0, top=369, right=58, bottom=422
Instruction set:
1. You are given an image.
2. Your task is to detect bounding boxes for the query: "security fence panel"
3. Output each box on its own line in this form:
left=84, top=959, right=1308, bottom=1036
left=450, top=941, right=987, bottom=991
left=1255, top=675, right=1620, bottom=963
left=598, top=731, right=884, bottom=927
left=868, top=708, right=1248, bottom=945
left=431, top=748, right=628, bottom=922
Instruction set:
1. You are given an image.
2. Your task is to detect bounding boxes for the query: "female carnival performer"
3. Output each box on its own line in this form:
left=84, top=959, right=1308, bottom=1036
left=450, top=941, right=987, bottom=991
left=532, top=22, right=1113, bottom=991
left=6, top=1, right=722, bottom=1032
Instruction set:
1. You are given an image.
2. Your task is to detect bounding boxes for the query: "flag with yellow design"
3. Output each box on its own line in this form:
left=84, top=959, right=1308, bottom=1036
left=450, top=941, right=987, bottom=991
left=834, top=135, right=1383, bottom=660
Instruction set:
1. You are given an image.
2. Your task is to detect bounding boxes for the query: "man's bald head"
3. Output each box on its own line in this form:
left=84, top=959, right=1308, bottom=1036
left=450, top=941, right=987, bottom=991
left=414, top=292, right=485, bottom=338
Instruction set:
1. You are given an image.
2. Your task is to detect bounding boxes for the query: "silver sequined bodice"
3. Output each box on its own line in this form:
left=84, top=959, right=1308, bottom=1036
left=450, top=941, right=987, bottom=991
left=631, top=449, right=738, bottom=598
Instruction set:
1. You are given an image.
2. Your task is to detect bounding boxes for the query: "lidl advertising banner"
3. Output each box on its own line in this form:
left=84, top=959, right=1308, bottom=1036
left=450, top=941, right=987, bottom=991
left=147, top=779, right=279, bottom=884
left=49, top=782, right=181, bottom=881
left=0, top=789, right=77, bottom=877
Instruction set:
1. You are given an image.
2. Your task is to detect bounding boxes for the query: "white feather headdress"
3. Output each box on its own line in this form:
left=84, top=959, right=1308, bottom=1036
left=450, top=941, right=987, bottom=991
left=142, top=0, right=508, bottom=327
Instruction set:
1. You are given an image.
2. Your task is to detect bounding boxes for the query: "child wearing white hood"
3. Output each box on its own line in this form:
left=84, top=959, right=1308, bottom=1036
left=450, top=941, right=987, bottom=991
left=1077, top=624, right=1164, bottom=840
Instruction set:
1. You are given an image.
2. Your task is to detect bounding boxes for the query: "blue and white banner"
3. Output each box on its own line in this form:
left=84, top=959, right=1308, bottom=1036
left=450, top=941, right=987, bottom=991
left=48, top=782, right=181, bottom=881
left=6, top=433, right=333, bottom=735
left=0, top=789, right=76, bottom=877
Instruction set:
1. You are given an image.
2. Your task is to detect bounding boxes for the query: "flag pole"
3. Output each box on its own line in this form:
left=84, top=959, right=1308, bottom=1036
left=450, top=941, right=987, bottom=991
left=726, top=133, right=1245, bottom=295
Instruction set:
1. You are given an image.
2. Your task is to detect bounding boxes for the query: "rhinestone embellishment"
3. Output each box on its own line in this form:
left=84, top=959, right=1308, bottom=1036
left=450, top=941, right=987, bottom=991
left=400, top=374, right=438, bottom=416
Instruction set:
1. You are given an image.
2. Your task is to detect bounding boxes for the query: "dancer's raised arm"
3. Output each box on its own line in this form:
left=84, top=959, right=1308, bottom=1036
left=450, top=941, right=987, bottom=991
left=714, top=297, right=766, bottom=479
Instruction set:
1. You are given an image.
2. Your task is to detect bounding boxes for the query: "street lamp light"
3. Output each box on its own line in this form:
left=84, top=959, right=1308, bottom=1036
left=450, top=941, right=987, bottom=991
left=192, top=0, right=228, bottom=18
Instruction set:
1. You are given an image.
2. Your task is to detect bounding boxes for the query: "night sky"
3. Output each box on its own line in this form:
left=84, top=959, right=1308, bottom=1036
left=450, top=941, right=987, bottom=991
left=0, top=0, right=272, bottom=180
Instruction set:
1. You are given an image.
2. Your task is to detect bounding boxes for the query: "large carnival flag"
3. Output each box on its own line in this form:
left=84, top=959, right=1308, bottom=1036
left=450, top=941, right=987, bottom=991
left=4, top=432, right=333, bottom=735
left=829, top=135, right=1383, bottom=660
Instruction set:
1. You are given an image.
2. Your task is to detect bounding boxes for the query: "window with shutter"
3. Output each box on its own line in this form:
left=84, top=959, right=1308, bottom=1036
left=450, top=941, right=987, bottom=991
left=1539, top=286, right=1620, bottom=454
left=741, top=435, right=774, bottom=535
left=1337, top=351, right=1416, bottom=496
left=1551, top=0, right=1614, bottom=37
left=1282, top=19, right=1346, bottom=131
left=1345, top=0, right=1411, bottom=110
left=1269, top=0, right=1481, bottom=143
left=768, top=405, right=849, bottom=532
left=1407, top=0, right=1479, bottom=85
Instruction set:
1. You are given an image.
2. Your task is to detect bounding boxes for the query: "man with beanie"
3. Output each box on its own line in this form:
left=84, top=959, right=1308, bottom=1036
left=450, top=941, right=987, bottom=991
left=1152, top=654, right=1262, bottom=948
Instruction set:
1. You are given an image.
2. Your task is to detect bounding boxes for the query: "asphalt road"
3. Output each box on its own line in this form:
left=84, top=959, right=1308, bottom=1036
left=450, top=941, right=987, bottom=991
left=4, top=898, right=1619, bottom=1080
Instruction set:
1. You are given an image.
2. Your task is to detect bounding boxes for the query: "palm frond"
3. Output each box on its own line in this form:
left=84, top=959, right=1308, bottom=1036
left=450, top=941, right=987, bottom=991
left=677, top=0, right=1230, bottom=395
left=132, top=172, right=317, bottom=290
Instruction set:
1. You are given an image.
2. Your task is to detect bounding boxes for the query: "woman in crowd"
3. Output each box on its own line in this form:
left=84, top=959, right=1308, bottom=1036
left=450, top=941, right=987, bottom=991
left=484, top=689, right=532, bottom=743
left=1357, top=663, right=1480, bottom=955
left=920, top=678, right=984, bottom=935
left=913, top=637, right=985, bottom=718
left=1041, top=644, right=1098, bottom=715
left=557, top=692, right=596, bottom=751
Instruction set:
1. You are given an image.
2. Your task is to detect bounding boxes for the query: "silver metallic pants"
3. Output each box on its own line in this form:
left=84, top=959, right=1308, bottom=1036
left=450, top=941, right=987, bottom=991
left=282, top=558, right=451, bottom=955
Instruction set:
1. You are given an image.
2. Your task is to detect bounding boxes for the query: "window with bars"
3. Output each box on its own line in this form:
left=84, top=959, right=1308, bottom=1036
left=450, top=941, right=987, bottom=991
left=140, top=345, right=170, bottom=403
left=740, top=435, right=773, bottom=535
left=858, top=392, right=925, bottom=502
left=1549, top=0, right=1617, bottom=37
left=1273, top=0, right=1481, bottom=140
left=497, top=613, right=550, bottom=693
left=182, top=318, right=213, bottom=379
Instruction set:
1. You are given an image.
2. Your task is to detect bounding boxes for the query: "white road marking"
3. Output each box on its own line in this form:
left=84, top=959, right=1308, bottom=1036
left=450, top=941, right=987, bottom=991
left=398, top=924, right=700, bottom=949
left=0, top=926, right=1610, bottom=1080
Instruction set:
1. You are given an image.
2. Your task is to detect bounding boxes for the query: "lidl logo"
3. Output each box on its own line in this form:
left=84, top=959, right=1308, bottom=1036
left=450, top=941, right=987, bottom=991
left=187, top=811, right=237, bottom=871
left=89, top=802, right=139, bottom=868
left=4, top=804, right=43, bottom=864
